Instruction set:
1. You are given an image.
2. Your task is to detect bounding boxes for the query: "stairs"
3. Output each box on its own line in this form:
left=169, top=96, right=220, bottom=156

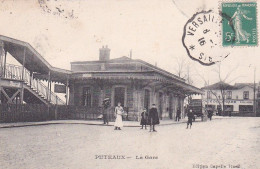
left=4, top=64, right=65, bottom=105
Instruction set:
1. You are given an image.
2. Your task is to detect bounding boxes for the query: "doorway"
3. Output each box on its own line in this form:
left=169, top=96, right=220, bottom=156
left=144, top=89, right=150, bottom=111
left=114, top=87, right=125, bottom=107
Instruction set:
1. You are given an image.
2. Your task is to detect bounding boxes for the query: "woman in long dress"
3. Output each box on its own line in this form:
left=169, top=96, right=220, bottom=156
left=230, top=6, right=252, bottom=43
left=114, top=102, right=124, bottom=130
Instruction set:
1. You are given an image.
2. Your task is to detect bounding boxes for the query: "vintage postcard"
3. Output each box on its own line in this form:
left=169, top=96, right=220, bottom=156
left=0, top=0, right=259, bottom=169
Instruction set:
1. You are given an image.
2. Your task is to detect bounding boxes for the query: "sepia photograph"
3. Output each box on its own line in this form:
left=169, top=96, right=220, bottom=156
left=0, top=0, right=259, bottom=169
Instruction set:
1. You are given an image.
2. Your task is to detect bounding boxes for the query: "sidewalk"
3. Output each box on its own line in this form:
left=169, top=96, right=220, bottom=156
left=0, top=118, right=187, bottom=128
left=0, top=116, right=232, bottom=128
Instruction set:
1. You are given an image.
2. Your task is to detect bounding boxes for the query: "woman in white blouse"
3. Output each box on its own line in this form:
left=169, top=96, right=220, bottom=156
left=114, top=102, right=124, bottom=130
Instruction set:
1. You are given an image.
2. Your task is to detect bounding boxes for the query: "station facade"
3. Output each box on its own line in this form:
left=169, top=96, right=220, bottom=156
left=68, top=46, right=202, bottom=119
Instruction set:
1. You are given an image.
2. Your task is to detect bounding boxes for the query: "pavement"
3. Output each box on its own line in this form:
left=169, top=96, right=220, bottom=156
left=1, top=116, right=259, bottom=169
left=0, top=116, right=229, bottom=128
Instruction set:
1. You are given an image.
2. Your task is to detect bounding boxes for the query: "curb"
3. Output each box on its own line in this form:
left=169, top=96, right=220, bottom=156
left=1, top=116, right=233, bottom=129
left=0, top=120, right=189, bottom=129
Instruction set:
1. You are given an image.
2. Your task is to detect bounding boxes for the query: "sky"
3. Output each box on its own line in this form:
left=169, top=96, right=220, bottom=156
left=0, top=0, right=259, bottom=88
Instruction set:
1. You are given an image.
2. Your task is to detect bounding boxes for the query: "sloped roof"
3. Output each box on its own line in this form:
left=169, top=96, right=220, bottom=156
left=234, top=83, right=255, bottom=89
left=71, top=56, right=185, bottom=82
left=202, top=81, right=238, bottom=90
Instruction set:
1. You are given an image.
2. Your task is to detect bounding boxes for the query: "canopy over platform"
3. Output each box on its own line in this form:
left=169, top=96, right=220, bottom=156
left=71, top=71, right=203, bottom=95
left=0, top=35, right=71, bottom=83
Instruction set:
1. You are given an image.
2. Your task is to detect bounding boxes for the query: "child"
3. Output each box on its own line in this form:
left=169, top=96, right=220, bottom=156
left=187, top=109, right=193, bottom=129
left=140, top=108, right=148, bottom=129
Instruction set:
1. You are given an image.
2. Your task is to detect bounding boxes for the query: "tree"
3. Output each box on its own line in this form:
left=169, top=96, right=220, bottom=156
left=174, top=57, right=195, bottom=116
left=197, top=62, right=242, bottom=116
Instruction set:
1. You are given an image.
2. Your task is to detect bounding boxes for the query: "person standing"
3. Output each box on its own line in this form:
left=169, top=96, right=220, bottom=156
left=176, top=107, right=181, bottom=122
left=140, top=108, right=148, bottom=129
left=187, top=109, right=193, bottom=129
left=208, top=109, right=213, bottom=121
left=102, top=98, right=110, bottom=125
left=114, top=102, right=124, bottom=130
left=148, top=104, right=160, bottom=132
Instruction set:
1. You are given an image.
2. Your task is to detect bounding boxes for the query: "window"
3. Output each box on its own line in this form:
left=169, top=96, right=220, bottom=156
left=83, top=87, right=92, bottom=107
left=226, top=91, right=232, bottom=99
left=207, top=91, right=211, bottom=99
left=243, top=91, right=249, bottom=100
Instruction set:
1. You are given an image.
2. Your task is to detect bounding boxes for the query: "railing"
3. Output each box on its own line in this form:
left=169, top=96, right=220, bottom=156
left=3, top=64, right=65, bottom=105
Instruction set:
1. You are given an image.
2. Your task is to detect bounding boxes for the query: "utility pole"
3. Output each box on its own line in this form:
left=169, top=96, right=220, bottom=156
left=253, top=67, right=256, bottom=117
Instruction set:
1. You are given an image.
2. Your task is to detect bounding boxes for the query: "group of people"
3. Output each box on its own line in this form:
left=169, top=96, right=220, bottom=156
left=102, top=98, right=194, bottom=131
left=140, top=106, right=194, bottom=130
left=140, top=104, right=160, bottom=132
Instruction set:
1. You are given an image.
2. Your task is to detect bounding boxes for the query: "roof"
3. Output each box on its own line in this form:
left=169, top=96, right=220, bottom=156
left=71, top=56, right=185, bottom=82
left=234, top=83, right=255, bottom=89
left=0, top=35, right=72, bottom=83
left=202, top=81, right=238, bottom=90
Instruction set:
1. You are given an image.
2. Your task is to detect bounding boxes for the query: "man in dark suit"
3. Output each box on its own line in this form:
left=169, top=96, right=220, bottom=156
left=148, top=104, right=160, bottom=132
left=102, top=98, right=110, bottom=125
left=176, top=107, right=181, bottom=121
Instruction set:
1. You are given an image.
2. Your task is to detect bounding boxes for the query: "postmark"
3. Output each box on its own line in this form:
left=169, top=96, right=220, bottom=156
left=221, top=1, right=258, bottom=46
left=182, top=10, right=229, bottom=66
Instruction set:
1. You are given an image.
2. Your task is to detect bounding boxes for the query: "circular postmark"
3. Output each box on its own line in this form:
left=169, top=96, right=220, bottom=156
left=182, top=10, right=229, bottom=66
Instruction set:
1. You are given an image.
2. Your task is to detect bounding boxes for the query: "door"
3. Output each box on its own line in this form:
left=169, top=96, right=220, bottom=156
left=144, top=89, right=150, bottom=111
left=114, top=87, right=125, bottom=107
left=83, top=87, right=91, bottom=107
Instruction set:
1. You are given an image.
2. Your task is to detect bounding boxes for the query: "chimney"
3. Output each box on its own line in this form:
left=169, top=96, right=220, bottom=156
left=99, top=45, right=110, bottom=61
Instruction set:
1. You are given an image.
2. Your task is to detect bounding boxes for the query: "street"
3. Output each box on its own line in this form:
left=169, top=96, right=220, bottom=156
left=0, top=117, right=259, bottom=169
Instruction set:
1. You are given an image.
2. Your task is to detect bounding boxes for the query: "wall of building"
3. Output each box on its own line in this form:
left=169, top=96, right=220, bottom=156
left=203, top=86, right=255, bottom=112
left=68, top=80, right=184, bottom=120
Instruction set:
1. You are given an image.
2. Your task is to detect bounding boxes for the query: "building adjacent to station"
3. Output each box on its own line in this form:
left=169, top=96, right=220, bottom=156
left=202, top=82, right=259, bottom=115
left=68, top=46, right=202, bottom=120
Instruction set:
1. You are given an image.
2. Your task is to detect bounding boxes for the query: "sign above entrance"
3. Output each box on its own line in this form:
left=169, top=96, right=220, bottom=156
left=82, top=74, right=92, bottom=78
left=54, top=84, right=66, bottom=93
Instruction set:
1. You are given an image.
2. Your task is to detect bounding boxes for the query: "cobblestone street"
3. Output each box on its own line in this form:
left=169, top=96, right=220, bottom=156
left=0, top=117, right=259, bottom=169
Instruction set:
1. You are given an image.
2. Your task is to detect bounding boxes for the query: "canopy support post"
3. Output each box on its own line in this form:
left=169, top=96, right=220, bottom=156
left=3, top=50, right=7, bottom=78
left=66, top=76, right=69, bottom=105
left=47, top=71, right=51, bottom=102
left=20, top=48, right=26, bottom=104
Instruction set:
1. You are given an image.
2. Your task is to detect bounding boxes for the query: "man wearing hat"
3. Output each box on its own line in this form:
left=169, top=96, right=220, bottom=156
left=148, top=104, right=160, bottom=132
left=102, top=98, right=110, bottom=125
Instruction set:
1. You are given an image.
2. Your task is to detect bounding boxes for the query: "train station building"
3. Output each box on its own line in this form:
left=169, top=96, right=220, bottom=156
left=0, top=35, right=203, bottom=120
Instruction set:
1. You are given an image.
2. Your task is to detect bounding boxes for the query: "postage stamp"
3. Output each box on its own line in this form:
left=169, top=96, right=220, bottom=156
left=221, top=1, right=258, bottom=46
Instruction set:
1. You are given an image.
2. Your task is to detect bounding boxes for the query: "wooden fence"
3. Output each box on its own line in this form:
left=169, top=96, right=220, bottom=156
left=0, top=104, right=54, bottom=123
left=0, top=104, right=138, bottom=123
